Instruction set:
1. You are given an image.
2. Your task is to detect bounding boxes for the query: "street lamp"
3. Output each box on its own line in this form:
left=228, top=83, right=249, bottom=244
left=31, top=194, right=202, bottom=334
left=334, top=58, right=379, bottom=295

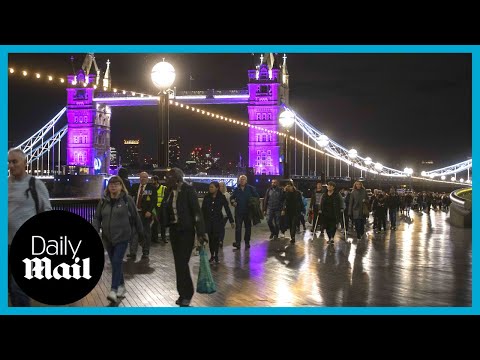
left=279, top=110, right=295, bottom=179
left=151, top=60, right=175, bottom=168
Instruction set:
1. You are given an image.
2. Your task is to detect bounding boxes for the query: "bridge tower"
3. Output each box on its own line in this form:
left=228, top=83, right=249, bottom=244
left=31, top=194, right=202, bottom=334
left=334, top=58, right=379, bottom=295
left=66, top=63, right=111, bottom=175
left=247, top=53, right=289, bottom=176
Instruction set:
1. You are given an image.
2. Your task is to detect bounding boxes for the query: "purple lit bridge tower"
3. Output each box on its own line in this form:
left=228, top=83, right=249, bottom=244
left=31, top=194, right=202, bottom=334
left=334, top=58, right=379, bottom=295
left=66, top=55, right=112, bottom=175
left=64, top=53, right=289, bottom=177
left=247, top=53, right=289, bottom=175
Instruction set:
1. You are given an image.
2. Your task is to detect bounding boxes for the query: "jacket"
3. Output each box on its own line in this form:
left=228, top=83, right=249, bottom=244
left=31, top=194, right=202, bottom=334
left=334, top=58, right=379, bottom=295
left=92, top=192, right=144, bottom=245
left=263, top=186, right=284, bottom=211
left=230, top=184, right=259, bottom=216
left=202, top=193, right=234, bottom=234
left=132, top=182, right=157, bottom=216
left=348, top=188, right=369, bottom=220
left=318, top=191, right=344, bottom=223
left=284, top=190, right=304, bottom=217
left=248, top=196, right=264, bottom=225
left=161, top=182, right=206, bottom=235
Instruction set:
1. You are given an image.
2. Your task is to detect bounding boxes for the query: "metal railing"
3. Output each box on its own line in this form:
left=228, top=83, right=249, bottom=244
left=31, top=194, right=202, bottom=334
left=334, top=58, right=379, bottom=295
left=450, top=188, right=472, bottom=211
left=51, top=198, right=100, bottom=223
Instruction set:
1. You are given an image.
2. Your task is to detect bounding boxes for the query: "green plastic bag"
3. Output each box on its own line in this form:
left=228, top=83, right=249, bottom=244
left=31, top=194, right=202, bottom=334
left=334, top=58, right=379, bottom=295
left=196, top=245, right=217, bottom=294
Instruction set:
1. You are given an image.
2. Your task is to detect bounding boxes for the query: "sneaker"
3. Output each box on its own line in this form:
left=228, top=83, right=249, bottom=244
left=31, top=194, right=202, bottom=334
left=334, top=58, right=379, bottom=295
left=269, top=234, right=274, bottom=240
left=107, top=290, right=117, bottom=303
left=245, top=244, right=251, bottom=250
left=214, top=256, right=219, bottom=264
left=141, top=254, right=149, bottom=260
left=117, top=285, right=127, bottom=298
left=126, top=253, right=136, bottom=261
left=219, top=241, right=223, bottom=248
left=328, top=239, right=334, bottom=245
left=175, top=297, right=182, bottom=305
left=290, top=238, right=295, bottom=244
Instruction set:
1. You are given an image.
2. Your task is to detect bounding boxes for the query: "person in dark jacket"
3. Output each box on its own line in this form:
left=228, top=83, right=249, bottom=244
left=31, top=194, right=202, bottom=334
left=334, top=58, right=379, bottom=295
left=161, top=168, right=208, bottom=307
left=117, top=167, right=132, bottom=195
left=230, top=175, right=259, bottom=250
left=130, top=172, right=157, bottom=260
left=348, top=181, right=369, bottom=240
left=282, top=182, right=303, bottom=244
left=310, top=182, right=326, bottom=234
left=319, top=181, right=344, bottom=245
left=372, top=192, right=387, bottom=232
left=263, top=179, right=284, bottom=240
left=202, top=181, right=234, bottom=263
left=93, top=176, right=144, bottom=303
left=385, top=187, right=400, bottom=230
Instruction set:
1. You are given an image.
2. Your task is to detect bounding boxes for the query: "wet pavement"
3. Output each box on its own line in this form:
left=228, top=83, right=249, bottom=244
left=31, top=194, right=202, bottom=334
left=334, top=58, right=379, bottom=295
left=31, top=209, right=471, bottom=308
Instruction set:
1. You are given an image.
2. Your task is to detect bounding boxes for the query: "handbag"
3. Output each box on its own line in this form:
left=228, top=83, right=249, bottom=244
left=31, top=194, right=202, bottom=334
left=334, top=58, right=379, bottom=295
left=196, top=245, right=217, bottom=294
left=362, top=202, right=370, bottom=217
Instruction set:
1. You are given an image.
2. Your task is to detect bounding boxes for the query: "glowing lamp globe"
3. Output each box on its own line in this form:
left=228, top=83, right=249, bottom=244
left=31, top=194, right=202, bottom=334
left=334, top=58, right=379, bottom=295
left=421, top=171, right=427, bottom=176
left=364, top=157, right=372, bottom=166
left=348, top=149, right=357, bottom=159
left=451, top=177, right=456, bottom=182
left=318, top=134, right=329, bottom=148
left=279, top=110, right=295, bottom=129
left=460, top=178, right=465, bottom=183
left=151, top=61, right=176, bottom=90
left=441, top=175, right=446, bottom=180
left=374, top=162, right=383, bottom=171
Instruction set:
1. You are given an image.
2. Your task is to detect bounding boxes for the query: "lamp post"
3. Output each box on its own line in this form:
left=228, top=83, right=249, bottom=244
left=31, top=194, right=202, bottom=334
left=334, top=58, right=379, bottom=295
left=151, top=60, right=175, bottom=168
left=279, top=110, right=295, bottom=179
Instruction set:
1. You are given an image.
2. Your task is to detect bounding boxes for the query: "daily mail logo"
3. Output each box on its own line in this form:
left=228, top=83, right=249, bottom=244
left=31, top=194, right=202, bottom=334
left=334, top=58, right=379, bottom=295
left=10, top=210, right=105, bottom=305
left=23, top=236, right=92, bottom=280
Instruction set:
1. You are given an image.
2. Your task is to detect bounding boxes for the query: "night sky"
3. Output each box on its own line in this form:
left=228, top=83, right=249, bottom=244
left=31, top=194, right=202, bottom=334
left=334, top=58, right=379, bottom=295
left=8, top=53, right=471, bottom=170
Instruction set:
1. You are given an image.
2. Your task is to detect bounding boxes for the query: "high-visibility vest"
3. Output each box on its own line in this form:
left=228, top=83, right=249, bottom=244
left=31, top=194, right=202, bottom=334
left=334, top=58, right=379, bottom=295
left=157, top=185, right=166, bottom=207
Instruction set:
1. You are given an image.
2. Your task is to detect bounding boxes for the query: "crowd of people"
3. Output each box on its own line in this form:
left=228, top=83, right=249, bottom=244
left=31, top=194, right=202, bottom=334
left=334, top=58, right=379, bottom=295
left=8, top=147, right=454, bottom=307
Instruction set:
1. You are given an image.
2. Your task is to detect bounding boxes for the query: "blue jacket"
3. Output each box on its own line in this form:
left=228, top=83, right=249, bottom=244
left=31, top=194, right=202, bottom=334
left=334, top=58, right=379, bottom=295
left=230, top=184, right=259, bottom=216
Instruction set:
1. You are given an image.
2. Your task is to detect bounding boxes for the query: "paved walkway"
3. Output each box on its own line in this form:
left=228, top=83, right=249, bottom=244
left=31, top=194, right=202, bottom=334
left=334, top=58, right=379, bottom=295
left=31, top=209, right=471, bottom=307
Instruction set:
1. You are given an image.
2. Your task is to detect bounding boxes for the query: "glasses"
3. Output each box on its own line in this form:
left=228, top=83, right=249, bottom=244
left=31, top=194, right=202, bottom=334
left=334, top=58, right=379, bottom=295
left=109, top=182, right=122, bottom=187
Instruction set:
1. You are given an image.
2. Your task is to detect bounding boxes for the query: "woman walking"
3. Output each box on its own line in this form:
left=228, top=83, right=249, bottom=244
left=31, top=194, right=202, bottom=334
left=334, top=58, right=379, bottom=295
left=348, top=181, right=369, bottom=240
left=318, top=181, right=344, bottom=245
left=202, top=181, right=234, bottom=263
left=218, top=181, right=233, bottom=248
left=93, top=176, right=144, bottom=303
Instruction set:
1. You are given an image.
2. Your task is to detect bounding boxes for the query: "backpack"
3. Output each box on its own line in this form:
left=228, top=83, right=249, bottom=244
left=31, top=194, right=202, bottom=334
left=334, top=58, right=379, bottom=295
left=25, top=176, right=40, bottom=214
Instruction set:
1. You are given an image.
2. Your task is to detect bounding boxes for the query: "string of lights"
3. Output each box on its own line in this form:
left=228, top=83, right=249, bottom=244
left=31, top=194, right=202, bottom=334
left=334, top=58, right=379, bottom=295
left=8, top=66, right=471, bottom=184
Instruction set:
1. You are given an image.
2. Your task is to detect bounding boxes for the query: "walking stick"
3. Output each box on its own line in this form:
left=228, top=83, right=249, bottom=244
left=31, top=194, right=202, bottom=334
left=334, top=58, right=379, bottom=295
left=342, top=211, right=347, bottom=239
left=313, top=212, right=320, bottom=237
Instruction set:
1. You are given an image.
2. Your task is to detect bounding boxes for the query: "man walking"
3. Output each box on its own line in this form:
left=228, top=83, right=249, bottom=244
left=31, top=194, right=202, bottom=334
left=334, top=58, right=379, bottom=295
left=8, top=148, right=52, bottom=306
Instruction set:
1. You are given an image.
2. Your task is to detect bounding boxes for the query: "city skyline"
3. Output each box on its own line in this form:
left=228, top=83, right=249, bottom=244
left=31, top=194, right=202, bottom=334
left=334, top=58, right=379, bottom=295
left=8, top=53, right=472, bottom=173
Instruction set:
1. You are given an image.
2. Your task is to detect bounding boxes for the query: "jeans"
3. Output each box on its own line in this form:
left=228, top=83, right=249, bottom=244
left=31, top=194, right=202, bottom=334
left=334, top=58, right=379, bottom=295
left=267, top=209, right=281, bottom=236
left=8, top=274, right=30, bottom=306
left=105, top=241, right=129, bottom=291
left=8, top=245, right=30, bottom=306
